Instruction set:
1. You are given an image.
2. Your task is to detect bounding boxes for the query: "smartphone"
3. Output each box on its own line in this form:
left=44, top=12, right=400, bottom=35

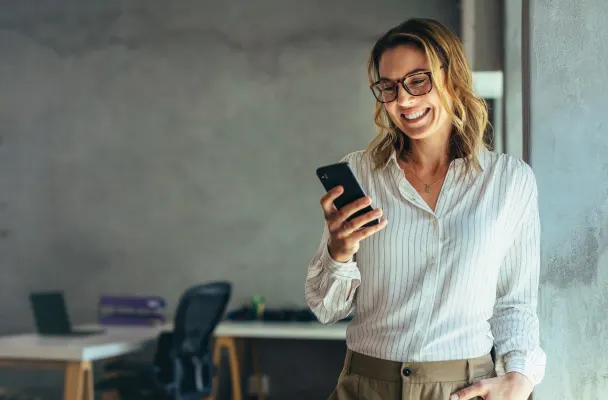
left=316, top=162, right=379, bottom=228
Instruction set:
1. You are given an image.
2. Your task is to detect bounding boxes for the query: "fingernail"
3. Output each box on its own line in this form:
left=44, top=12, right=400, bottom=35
left=450, top=395, right=459, bottom=400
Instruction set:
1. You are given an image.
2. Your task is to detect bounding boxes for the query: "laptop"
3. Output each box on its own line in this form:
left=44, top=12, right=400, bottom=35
left=29, top=291, right=105, bottom=337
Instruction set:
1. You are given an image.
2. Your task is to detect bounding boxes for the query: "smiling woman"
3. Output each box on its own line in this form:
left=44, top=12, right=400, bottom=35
left=366, top=19, right=489, bottom=176
left=306, top=17, right=544, bottom=400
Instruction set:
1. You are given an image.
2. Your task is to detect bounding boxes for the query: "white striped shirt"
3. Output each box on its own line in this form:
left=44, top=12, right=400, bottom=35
left=305, top=149, right=546, bottom=386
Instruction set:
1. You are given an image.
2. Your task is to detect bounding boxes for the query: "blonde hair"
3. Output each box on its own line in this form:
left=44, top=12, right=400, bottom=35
left=366, top=18, right=489, bottom=173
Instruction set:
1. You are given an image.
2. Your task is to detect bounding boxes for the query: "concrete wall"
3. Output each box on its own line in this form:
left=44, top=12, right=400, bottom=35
left=503, top=0, right=523, bottom=159
left=530, top=0, right=608, bottom=399
left=473, top=0, right=504, bottom=71
left=0, top=1, right=459, bottom=398
left=460, top=0, right=504, bottom=71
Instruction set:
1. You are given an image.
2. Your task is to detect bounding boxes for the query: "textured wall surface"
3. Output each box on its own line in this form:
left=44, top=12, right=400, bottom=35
left=0, top=1, right=459, bottom=397
left=472, top=0, right=503, bottom=71
left=503, top=0, right=523, bottom=159
left=530, top=1, right=608, bottom=399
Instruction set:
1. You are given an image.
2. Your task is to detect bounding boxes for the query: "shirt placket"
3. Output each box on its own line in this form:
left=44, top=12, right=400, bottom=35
left=416, top=216, right=443, bottom=357
left=394, top=165, right=444, bottom=358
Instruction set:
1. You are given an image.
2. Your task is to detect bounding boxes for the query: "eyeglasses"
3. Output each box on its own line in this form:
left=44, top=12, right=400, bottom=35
left=370, top=71, right=434, bottom=103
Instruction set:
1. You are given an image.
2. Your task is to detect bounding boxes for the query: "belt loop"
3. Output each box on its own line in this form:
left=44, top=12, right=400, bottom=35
left=467, top=359, right=475, bottom=384
left=344, top=350, right=354, bottom=375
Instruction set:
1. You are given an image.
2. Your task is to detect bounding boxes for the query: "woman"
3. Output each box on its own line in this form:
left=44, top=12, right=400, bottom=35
left=305, top=18, right=546, bottom=400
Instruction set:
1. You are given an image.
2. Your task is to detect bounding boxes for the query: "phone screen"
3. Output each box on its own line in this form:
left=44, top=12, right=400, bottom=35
left=316, top=162, right=379, bottom=227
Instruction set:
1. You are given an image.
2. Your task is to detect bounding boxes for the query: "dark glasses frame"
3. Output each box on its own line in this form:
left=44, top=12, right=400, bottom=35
left=369, top=71, right=435, bottom=103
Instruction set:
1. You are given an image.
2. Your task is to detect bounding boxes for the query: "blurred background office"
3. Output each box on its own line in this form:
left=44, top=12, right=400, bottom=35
left=0, top=0, right=606, bottom=399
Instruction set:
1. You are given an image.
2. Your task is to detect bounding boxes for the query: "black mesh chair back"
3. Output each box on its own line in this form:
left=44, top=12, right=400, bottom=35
left=171, top=281, right=231, bottom=399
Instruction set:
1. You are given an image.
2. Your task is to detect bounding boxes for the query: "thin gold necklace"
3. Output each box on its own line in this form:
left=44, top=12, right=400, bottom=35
left=409, top=164, right=447, bottom=193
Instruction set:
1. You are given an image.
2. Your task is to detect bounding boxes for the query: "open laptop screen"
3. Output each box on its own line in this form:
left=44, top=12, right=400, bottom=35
left=29, top=291, right=73, bottom=335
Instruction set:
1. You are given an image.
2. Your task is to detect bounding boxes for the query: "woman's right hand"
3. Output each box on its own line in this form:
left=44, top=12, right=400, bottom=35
left=320, top=186, right=388, bottom=263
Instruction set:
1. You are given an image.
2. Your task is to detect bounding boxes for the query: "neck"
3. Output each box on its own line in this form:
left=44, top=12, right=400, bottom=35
left=404, top=134, right=451, bottom=174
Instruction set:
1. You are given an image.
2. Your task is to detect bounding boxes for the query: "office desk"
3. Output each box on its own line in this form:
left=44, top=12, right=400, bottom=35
left=209, top=321, right=347, bottom=400
left=0, top=321, right=347, bottom=400
left=0, top=325, right=165, bottom=400
left=214, top=320, right=347, bottom=340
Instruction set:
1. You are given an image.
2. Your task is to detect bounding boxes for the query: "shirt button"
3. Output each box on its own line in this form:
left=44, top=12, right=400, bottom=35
left=402, top=368, right=412, bottom=377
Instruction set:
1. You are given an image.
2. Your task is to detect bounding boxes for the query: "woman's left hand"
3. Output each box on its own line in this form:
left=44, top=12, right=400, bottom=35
left=449, top=372, right=533, bottom=400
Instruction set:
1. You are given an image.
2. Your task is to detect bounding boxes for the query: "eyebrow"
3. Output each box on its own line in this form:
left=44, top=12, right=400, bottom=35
left=378, top=68, right=427, bottom=81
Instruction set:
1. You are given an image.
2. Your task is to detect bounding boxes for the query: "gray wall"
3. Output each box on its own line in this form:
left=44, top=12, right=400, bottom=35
left=473, top=0, right=504, bottom=71
left=530, top=0, right=608, bottom=399
left=460, top=0, right=503, bottom=71
left=0, top=1, right=459, bottom=398
left=503, top=0, right=523, bottom=159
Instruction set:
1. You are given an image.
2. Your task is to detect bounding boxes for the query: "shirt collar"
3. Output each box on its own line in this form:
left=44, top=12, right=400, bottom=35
left=476, top=147, right=489, bottom=171
left=384, top=149, right=400, bottom=170
left=382, top=147, right=489, bottom=172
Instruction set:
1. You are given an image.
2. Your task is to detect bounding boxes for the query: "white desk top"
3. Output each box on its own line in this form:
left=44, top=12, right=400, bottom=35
left=214, top=320, right=347, bottom=340
left=0, top=325, right=167, bottom=362
left=0, top=320, right=347, bottom=362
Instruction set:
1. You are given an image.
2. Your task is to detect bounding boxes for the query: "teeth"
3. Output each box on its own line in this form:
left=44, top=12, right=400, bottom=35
left=404, top=109, right=427, bottom=120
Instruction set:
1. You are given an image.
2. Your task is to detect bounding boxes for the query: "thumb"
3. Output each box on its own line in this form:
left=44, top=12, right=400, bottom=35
left=450, top=383, right=485, bottom=400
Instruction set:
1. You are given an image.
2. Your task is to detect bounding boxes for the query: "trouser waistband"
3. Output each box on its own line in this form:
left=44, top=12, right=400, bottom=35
left=346, top=350, right=495, bottom=383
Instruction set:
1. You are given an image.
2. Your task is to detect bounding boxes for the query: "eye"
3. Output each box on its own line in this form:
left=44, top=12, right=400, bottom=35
left=407, top=75, right=430, bottom=88
left=380, top=85, right=396, bottom=93
left=372, top=82, right=396, bottom=94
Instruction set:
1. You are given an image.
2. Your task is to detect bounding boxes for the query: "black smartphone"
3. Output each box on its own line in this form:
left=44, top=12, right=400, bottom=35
left=316, top=162, right=379, bottom=228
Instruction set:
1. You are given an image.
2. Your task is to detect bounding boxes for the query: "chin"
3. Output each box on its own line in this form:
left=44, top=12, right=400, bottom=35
left=400, top=127, right=433, bottom=140
left=397, top=124, right=436, bottom=141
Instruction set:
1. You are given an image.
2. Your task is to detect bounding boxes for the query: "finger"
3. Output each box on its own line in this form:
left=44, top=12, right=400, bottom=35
left=349, top=217, right=388, bottom=241
left=320, top=186, right=344, bottom=218
left=347, top=208, right=383, bottom=231
left=330, top=196, right=373, bottom=230
left=334, top=218, right=355, bottom=239
left=449, top=381, right=488, bottom=400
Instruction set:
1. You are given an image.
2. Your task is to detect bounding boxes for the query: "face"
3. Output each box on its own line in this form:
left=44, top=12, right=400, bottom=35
left=377, top=44, right=452, bottom=142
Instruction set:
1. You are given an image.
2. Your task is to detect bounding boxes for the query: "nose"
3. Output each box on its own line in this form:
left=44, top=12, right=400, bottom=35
left=396, top=84, right=416, bottom=106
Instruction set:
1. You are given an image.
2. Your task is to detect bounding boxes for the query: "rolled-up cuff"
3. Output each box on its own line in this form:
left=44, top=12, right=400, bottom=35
left=494, top=348, right=546, bottom=386
left=320, top=245, right=360, bottom=280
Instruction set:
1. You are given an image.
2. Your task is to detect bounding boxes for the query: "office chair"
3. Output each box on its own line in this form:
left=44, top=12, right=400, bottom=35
left=95, top=282, right=232, bottom=400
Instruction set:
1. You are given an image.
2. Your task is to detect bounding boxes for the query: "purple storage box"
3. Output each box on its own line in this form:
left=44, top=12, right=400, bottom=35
left=98, top=295, right=167, bottom=326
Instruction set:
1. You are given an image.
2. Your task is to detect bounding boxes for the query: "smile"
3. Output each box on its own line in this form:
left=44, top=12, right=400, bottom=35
left=402, top=108, right=430, bottom=122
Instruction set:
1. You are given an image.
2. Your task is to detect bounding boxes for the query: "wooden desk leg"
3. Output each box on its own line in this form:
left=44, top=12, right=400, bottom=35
left=224, top=337, right=242, bottom=400
left=210, top=337, right=242, bottom=400
left=64, top=360, right=93, bottom=400
left=208, top=338, right=223, bottom=400
left=84, top=361, right=94, bottom=400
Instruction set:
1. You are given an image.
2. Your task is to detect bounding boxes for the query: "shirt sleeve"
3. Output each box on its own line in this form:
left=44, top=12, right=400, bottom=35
left=305, top=223, right=361, bottom=324
left=489, top=169, right=547, bottom=386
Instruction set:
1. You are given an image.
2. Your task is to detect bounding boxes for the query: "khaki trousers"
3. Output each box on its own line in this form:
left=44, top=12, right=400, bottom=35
left=328, top=350, right=497, bottom=400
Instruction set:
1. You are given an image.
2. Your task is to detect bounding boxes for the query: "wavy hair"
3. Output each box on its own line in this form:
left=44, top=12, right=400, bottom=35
left=366, top=18, right=489, bottom=173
